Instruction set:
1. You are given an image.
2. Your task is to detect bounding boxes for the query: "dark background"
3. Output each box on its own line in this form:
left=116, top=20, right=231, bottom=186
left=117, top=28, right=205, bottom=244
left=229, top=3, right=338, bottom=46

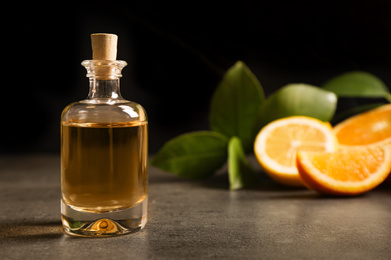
left=3, top=0, right=391, bottom=154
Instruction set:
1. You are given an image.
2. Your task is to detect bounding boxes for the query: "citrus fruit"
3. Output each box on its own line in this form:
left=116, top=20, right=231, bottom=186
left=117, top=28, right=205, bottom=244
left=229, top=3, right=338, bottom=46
left=297, top=144, right=391, bottom=195
left=334, top=104, right=391, bottom=146
left=254, top=116, right=338, bottom=186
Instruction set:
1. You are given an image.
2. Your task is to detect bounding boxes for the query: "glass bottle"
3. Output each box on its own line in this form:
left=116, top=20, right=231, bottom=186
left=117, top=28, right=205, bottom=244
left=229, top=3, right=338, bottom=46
left=60, top=34, right=148, bottom=237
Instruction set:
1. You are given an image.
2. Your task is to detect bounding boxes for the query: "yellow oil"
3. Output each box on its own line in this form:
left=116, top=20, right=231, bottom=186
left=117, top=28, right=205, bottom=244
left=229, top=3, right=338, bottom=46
left=61, top=121, right=148, bottom=213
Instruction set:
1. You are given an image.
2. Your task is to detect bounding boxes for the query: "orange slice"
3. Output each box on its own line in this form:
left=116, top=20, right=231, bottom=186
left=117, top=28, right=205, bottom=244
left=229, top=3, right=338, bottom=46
left=254, top=116, right=338, bottom=186
left=334, top=104, right=391, bottom=146
left=297, top=144, right=391, bottom=195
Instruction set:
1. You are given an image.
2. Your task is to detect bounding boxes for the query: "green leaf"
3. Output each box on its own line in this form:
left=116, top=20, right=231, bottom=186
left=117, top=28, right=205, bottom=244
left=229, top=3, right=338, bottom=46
left=209, top=61, right=265, bottom=152
left=228, top=137, right=259, bottom=190
left=150, top=131, right=228, bottom=179
left=322, top=71, right=390, bottom=99
left=259, top=84, right=337, bottom=126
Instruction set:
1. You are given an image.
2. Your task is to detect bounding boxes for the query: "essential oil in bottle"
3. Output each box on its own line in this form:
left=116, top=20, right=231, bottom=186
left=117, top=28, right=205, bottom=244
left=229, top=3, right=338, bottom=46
left=60, top=33, right=148, bottom=237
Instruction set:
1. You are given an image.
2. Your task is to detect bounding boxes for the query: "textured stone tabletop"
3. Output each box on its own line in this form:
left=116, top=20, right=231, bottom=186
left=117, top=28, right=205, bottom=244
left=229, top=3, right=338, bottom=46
left=1, top=154, right=391, bottom=259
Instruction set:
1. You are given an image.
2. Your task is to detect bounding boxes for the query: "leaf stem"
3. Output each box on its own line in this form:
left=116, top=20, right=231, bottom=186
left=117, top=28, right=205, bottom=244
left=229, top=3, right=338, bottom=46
left=384, top=93, right=391, bottom=103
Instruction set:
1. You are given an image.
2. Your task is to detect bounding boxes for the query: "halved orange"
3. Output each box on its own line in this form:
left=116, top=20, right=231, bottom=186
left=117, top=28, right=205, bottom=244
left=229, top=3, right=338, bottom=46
left=297, top=144, right=391, bottom=195
left=334, top=104, right=391, bottom=146
left=254, top=116, right=338, bottom=186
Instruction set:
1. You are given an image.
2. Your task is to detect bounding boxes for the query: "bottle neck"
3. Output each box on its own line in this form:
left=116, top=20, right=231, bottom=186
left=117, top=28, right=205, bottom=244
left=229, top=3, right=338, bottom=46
left=81, top=60, right=127, bottom=104
left=87, top=78, right=123, bottom=102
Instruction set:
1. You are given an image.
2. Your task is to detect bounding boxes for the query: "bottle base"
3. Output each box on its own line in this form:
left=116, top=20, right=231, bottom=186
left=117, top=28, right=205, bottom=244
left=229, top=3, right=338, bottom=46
left=61, top=197, right=147, bottom=237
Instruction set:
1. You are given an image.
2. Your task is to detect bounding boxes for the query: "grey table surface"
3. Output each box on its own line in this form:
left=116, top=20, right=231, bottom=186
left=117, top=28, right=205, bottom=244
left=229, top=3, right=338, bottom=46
left=1, top=154, right=391, bottom=259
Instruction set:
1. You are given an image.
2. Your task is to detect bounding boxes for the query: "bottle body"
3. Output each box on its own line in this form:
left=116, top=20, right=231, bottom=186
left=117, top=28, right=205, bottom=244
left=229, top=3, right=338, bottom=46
left=61, top=103, right=148, bottom=212
left=61, top=60, right=148, bottom=237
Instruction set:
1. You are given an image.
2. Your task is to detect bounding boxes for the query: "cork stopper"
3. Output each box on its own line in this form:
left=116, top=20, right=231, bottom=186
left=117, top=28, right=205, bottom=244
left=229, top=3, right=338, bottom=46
left=91, top=33, right=118, bottom=60
left=85, top=33, right=126, bottom=79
